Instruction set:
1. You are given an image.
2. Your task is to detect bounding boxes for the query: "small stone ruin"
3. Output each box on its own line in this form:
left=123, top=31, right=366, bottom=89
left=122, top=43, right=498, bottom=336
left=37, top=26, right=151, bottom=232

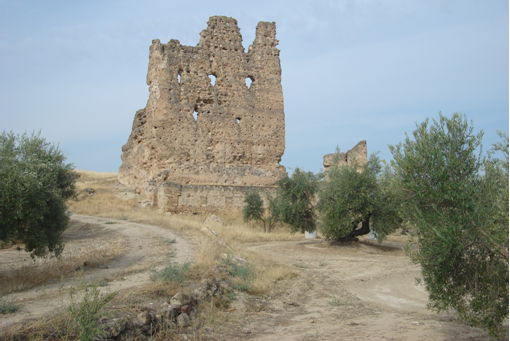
left=323, top=140, right=367, bottom=174
left=119, top=16, right=286, bottom=212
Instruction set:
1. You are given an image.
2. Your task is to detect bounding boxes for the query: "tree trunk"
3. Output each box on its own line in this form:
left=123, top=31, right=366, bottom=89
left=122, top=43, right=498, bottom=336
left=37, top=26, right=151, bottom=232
left=340, top=214, right=372, bottom=241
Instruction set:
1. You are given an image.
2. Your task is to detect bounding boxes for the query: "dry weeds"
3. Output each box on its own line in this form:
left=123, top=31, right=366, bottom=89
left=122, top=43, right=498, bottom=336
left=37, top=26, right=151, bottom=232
left=0, top=221, right=126, bottom=294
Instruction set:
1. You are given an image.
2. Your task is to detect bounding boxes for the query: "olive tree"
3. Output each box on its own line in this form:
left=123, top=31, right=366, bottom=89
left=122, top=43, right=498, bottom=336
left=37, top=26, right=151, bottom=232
left=242, top=189, right=280, bottom=232
left=275, top=168, right=319, bottom=233
left=0, top=131, right=77, bottom=257
left=389, top=113, right=508, bottom=337
left=318, top=150, right=402, bottom=241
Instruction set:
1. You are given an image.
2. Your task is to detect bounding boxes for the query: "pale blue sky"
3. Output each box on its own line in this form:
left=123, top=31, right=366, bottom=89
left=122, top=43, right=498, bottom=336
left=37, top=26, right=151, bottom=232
left=1, top=0, right=508, bottom=173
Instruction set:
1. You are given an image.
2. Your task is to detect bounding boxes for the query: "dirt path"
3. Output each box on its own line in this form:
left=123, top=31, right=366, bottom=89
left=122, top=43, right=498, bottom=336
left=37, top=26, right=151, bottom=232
left=220, top=239, right=507, bottom=341
left=0, top=214, right=194, bottom=330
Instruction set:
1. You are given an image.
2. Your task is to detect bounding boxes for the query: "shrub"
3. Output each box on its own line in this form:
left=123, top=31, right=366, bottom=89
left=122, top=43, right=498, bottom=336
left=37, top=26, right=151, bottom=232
left=150, top=261, right=191, bottom=285
left=66, top=283, right=117, bottom=341
left=0, top=293, right=21, bottom=314
left=223, top=256, right=253, bottom=292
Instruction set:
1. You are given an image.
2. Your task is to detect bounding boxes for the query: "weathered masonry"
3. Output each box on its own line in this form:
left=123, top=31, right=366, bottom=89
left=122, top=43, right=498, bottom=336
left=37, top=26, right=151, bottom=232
left=323, top=140, right=367, bottom=175
left=119, top=16, right=286, bottom=212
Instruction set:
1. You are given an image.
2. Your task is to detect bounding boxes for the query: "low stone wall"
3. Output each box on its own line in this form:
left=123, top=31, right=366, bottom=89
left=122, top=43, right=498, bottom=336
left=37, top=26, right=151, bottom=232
left=156, top=181, right=276, bottom=213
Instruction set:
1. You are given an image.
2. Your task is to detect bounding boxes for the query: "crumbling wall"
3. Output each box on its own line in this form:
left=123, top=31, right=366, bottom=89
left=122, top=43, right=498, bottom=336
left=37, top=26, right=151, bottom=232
left=156, top=182, right=276, bottom=213
left=323, top=140, right=367, bottom=174
left=119, top=16, right=286, bottom=203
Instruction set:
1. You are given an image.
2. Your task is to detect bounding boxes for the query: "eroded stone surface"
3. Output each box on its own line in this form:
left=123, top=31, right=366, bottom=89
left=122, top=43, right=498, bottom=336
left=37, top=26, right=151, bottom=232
left=323, top=140, right=367, bottom=174
left=119, top=16, right=286, bottom=196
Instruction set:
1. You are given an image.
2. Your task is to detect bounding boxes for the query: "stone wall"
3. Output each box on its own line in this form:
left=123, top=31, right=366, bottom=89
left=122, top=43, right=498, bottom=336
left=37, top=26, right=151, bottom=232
left=323, top=140, right=367, bottom=174
left=156, top=181, right=276, bottom=213
left=119, top=16, right=286, bottom=207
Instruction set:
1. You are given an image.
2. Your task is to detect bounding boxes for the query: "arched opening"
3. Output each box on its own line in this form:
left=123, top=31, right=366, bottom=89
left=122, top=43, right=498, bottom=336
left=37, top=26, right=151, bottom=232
left=209, top=74, right=216, bottom=86
left=245, top=76, right=254, bottom=88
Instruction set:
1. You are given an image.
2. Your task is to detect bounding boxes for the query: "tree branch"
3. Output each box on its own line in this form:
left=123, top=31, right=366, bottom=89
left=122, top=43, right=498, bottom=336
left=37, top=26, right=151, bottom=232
left=472, top=220, right=509, bottom=263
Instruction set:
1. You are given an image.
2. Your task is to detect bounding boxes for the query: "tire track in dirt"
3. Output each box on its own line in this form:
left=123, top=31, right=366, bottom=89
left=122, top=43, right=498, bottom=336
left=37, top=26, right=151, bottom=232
left=0, top=214, right=194, bottom=331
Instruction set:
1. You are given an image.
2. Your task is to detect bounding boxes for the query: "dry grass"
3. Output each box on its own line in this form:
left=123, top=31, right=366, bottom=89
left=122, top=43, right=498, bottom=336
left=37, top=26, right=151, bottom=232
left=68, top=170, right=302, bottom=290
left=69, top=170, right=301, bottom=295
left=0, top=222, right=126, bottom=294
left=70, top=170, right=304, bottom=244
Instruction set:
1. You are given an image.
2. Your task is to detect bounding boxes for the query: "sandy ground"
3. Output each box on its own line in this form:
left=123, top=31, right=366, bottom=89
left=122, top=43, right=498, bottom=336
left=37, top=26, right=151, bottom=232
left=0, top=214, right=194, bottom=331
left=215, top=239, right=508, bottom=341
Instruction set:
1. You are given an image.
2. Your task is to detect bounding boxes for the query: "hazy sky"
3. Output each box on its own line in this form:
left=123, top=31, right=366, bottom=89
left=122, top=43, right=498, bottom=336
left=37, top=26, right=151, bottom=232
left=1, top=0, right=508, bottom=173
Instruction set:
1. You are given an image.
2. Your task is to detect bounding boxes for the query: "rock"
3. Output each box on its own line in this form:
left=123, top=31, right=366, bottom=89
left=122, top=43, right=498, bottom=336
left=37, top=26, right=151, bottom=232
left=83, top=188, right=95, bottom=194
left=140, top=324, right=154, bottom=336
left=191, top=277, right=224, bottom=300
left=167, top=308, right=179, bottom=322
left=188, top=293, right=198, bottom=307
left=180, top=304, right=192, bottom=314
left=189, top=306, right=198, bottom=317
left=115, top=329, right=136, bottom=341
left=136, top=311, right=152, bottom=325
left=205, top=215, right=223, bottom=224
left=99, top=318, right=127, bottom=338
left=170, top=292, right=191, bottom=308
left=176, top=313, right=191, bottom=328
left=118, top=16, right=287, bottom=209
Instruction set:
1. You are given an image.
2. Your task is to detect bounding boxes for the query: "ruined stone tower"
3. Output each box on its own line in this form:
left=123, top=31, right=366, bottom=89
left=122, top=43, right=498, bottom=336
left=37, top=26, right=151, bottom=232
left=119, top=16, right=286, bottom=211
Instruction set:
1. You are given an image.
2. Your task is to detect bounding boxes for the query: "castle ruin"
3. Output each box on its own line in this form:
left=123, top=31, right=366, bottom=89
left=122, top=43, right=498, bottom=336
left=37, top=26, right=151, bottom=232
left=323, top=141, right=367, bottom=175
left=119, top=16, right=286, bottom=212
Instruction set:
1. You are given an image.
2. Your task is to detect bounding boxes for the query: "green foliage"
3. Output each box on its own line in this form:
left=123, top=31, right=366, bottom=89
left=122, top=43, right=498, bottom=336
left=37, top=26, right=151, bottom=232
left=0, top=293, right=21, bottom=314
left=389, top=112, right=509, bottom=337
left=318, top=150, right=401, bottom=241
left=242, top=189, right=280, bottom=232
left=275, top=168, right=319, bottom=233
left=223, top=256, right=253, bottom=292
left=491, top=130, right=509, bottom=171
left=0, top=131, right=77, bottom=258
left=264, top=192, right=282, bottom=232
left=243, top=188, right=264, bottom=226
left=150, top=261, right=190, bottom=285
left=490, top=130, right=509, bottom=230
left=67, top=283, right=117, bottom=341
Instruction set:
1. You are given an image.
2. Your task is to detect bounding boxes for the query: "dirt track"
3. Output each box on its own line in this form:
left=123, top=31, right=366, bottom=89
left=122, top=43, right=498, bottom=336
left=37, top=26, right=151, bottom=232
left=0, top=214, right=194, bottom=331
left=220, top=239, right=507, bottom=341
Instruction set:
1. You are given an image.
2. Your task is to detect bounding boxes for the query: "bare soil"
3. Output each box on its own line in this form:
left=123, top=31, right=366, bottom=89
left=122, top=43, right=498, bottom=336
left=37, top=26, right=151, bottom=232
left=215, top=239, right=508, bottom=341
